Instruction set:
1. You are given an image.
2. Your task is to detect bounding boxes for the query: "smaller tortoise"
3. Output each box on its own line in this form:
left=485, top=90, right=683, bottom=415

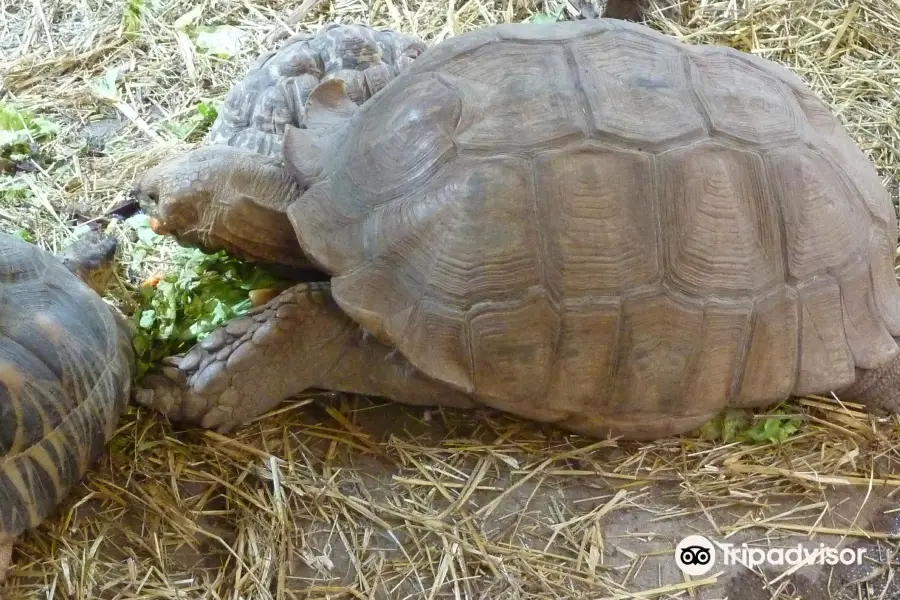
left=132, top=19, right=900, bottom=441
left=153, top=22, right=426, bottom=270
left=0, top=231, right=134, bottom=583
left=210, top=22, right=425, bottom=158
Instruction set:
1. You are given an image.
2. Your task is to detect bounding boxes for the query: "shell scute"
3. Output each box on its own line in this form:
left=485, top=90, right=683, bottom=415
left=342, top=75, right=461, bottom=200
left=569, top=31, right=706, bottom=147
left=687, top=49, right=804, bottom=146
left=434, top=43, right=588, bottom=151
left=532, top=144, right=661, bottom=297
left=764, top=147, right=870, bottom=280
left=836, top=259, right=899, bottom=369
left=609, top=294, right=705, bottom=416
left=730, top=286, right=800, bottom=407
left=544, top=301, right=621, bottom=415
left=794, top=278, right=856, bottom=394
left=658, top=141, right=783, bottom=296
left=468, top=289, right=559, bottom=414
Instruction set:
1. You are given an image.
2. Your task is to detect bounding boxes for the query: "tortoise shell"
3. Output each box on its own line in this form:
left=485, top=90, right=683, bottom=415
left=286, top=19, right=900, bottom=438
left=0, top=233, right=133, bottom=544
left=209, top=22, right=426, bottom=159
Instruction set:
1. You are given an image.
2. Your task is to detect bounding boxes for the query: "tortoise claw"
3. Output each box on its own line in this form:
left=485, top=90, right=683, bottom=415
left=134, top=358, right=214, bottom=425
left=134, top=284, right=354, bottom=432
left=200, top=406, right=241, bottom=434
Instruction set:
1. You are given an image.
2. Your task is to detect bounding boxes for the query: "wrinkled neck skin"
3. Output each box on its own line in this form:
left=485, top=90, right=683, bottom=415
left=213, top=156, right=308, bottom=267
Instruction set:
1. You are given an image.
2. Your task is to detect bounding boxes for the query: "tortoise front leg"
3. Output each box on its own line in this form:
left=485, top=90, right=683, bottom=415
left=135, top=282, right=474, bottom=433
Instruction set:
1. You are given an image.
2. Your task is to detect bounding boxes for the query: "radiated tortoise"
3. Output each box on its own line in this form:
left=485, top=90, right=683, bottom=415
left=0, top=231, right=134, bottom=583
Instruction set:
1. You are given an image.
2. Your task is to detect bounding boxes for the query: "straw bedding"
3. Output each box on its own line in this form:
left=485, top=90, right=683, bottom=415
left=2, top=0, right=900, bottom=598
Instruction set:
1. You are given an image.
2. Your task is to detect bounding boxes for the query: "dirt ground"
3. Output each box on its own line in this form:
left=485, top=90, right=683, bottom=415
left=3, top=0, right=900, bottom=599
left=12, top=395, right=900, bottom=599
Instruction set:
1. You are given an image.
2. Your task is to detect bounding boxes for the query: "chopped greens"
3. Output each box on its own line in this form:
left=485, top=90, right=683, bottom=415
left=123, top=0, right=143, bottom=40
left=528, top=5, right=566, bottom=23
left=12, top=228, right=34, bottom=242
left=125, top=214, right=286, bottom=379
left=697, top=404, right=804, bottom=444
left=168, top=101, right=219, bottom=140
left=0, top=177, right=32, bottom=203
left=0, top=103, right=60, bottom=163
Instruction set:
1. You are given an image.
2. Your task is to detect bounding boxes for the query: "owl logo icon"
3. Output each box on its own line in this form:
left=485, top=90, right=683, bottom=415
left=675, top=535, right=716, bottom=576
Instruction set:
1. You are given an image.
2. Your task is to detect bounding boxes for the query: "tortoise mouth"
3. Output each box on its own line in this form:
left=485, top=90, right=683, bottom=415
left=148, top=217, right=169, bottom=235
left=129, top=184, right=159, bottom=214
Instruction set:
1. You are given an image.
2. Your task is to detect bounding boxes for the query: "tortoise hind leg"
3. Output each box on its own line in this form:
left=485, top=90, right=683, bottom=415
left=0, top=539, right=12, bottom=583
left=135, top=282, right=474, bottom=433
left=838, top=355, right=900, bottom=414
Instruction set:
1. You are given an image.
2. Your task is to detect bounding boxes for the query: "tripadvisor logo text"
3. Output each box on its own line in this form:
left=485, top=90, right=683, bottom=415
left=720, top=543, right=867, bottom=569
left=675, top=535, right=866, bottom=576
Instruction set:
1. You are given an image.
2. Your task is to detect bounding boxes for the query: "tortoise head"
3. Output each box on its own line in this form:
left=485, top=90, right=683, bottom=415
left=130, top=80, right=360, bottom=268
left=129, top=145, right=310, bottom=267
left=59, top=230, right=119, bottom=295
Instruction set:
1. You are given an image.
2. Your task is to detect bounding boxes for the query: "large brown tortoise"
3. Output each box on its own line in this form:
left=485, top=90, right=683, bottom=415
left=0, top=232, right=135, bottom=582
left=132, top=18, right=900, bottom=444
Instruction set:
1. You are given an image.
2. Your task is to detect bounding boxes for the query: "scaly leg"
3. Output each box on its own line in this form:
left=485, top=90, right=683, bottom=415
left=135, top=282, right=475, bottom=433
left=838, top=355, right=900, bottom=414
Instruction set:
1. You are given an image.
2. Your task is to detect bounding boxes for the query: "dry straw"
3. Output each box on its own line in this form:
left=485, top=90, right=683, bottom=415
left=2, top=0, right=900, bottom=598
